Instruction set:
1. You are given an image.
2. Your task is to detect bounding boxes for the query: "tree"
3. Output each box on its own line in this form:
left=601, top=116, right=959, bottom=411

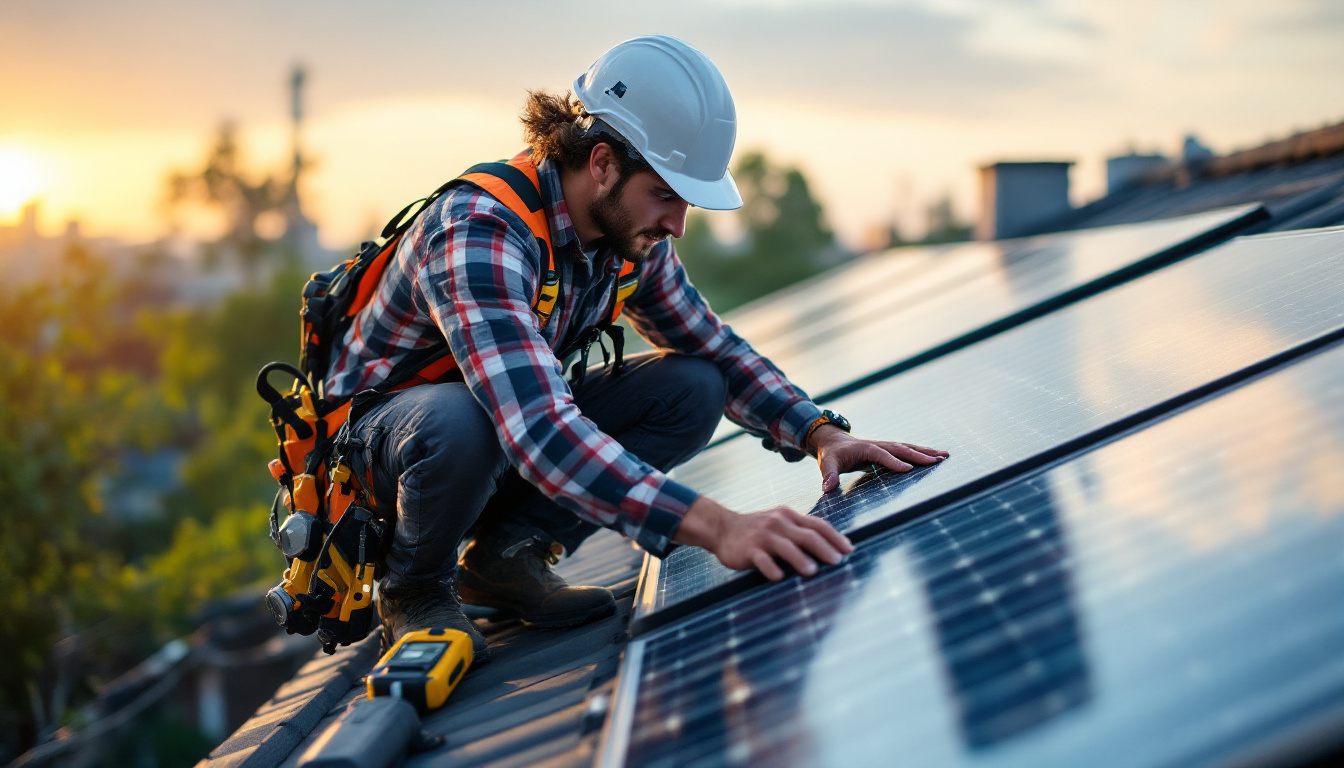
left=923, top=193, right=973, bottom=244
left=166, top=123, right=296, bottom=285
left=675, top=151, right=841, bottom=311
left=0, top=260, right=175, bottom=758
left=160, top=264, right=307, bottom=521
left=0, top=239, right=292, bottom=760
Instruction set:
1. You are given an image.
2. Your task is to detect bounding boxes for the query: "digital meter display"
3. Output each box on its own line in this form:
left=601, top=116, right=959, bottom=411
left=390, top=641, right=447, bottom=666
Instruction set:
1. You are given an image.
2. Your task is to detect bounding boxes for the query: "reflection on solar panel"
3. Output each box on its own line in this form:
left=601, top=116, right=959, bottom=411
left=721, top=242, right=958, bottom=346
left=723, top=206, right=1261, bottom=407
left=602, top=340, right=1344, bottom=768
left=640, top=227, right=1344, bottom=630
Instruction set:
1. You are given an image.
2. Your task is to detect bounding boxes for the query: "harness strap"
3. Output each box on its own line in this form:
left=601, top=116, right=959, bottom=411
left=375, top=152, right=641, bottom=393
left=459, top=152, right=560, bottom=328
left=350, top=178, right=459, bottom=321
left=566, top=324, right=626, bottom=388
left=610, top=259, right=639, bottom=324
left=362, top=153, right=560, bottom=394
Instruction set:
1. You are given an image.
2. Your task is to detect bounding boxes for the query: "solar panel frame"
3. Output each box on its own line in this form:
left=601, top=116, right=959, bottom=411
left=600, top=338, right=1344, bottom=768
left=635, top=226, right=1344, bottom=637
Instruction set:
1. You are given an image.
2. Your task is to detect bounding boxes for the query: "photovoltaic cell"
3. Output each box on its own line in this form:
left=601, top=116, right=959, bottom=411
left=603, top=340, right=1344, bottom=768
left=638, top=227, right=1344, bottom=628
left=717, top=206, right=1261, bottom=416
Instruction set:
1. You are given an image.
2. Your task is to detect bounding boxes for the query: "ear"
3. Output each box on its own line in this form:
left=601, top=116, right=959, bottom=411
left=588, top=142, right=619, bottom=193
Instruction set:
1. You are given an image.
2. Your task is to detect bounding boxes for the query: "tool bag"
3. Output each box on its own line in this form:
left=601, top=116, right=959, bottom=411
left=257, top=151, right=638, bottom=654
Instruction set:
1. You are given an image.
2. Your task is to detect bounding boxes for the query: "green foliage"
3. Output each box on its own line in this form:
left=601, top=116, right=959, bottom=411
left=0, top=267, right=176, bottom=755
left=163, top=266, right=305, bottom=520
left=168, top=264, right=305, bottom=410
left=675, top=150, right=839, bottom=311
left=138, top=503, right=279, bottom=631
left=0, top=244, right=298, bottom=758
left=1, top=120, right=317, bottom=761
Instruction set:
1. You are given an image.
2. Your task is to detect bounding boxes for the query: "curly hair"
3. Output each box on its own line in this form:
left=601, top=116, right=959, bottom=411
left=520, top=89, right=649, bottom=180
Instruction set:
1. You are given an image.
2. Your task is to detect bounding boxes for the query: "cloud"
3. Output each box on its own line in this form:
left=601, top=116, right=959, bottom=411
left=0, top=0, right=1077, bottom=134
left=664, top=2, right=1078, bottom=116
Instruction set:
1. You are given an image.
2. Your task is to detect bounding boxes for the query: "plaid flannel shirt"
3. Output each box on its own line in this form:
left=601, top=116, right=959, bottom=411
left=326, top=155, right=824, bottom=557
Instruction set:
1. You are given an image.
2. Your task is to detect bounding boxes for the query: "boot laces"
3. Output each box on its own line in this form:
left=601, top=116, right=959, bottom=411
left=500, top=536, right=564, bottom=565
left=509, top=537, right=566, bottom=587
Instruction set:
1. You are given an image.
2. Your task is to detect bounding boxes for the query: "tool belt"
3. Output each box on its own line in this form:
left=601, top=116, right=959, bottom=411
left=258, top=362, right=386, bottom=654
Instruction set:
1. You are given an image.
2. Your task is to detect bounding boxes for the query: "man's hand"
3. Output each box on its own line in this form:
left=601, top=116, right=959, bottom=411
left=809, top=425, right=949, bottom=492
left=674, top=497, right=853, bottom=581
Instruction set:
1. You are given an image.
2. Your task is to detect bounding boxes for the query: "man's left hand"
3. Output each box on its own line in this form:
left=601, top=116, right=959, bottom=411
left=809, top=425, right=949, bottom=492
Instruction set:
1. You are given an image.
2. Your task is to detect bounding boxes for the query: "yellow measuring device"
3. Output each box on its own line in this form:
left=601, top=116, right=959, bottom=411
left=367, top=628, right=473, bottom=714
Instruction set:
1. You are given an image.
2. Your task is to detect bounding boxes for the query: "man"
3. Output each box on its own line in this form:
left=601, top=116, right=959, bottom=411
left=325, top=35, right=947, bottom=663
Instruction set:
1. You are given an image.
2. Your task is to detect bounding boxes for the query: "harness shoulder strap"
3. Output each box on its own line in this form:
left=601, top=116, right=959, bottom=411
left=382, top=153, right=560, bottom=392
left=458, top=151, right=560, bottom=328
left=609, top=259, right=640, bottom=324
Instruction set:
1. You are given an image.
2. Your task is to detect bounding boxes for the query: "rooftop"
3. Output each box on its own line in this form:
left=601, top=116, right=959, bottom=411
left=201, top=122, right=1344, bottom=768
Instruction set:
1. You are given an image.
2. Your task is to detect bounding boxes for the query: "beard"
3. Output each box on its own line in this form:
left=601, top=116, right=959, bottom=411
left=588, top=186, right=672, bottom=264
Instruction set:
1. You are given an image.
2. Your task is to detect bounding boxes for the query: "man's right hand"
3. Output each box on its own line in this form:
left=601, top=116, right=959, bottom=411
left=673, top=496, right=853, bottom=581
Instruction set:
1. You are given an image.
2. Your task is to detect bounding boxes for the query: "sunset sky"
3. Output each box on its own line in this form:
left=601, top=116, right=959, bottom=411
left=2, top=0, right=1341, bottom=250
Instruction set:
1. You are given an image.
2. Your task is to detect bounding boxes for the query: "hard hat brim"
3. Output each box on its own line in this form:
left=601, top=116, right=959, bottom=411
left=653, top=164, right=743, bottom=211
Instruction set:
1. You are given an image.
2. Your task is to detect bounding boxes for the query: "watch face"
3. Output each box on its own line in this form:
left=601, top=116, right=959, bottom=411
left=823, top=409, right=851, bottom=432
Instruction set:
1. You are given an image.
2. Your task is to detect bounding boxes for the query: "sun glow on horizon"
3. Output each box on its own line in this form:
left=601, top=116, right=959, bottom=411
left=0, top=144, right=43, bottom=220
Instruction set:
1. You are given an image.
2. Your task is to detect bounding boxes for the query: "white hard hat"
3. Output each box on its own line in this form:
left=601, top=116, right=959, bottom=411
left=573, top=35, right=742, bottom=211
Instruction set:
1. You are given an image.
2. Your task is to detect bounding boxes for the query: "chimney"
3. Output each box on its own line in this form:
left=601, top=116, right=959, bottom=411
left=976, top=161, right=1073, bottom=241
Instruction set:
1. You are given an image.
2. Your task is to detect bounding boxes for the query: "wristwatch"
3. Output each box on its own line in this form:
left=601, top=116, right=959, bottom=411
left=804, top=409, right=851, bottom=448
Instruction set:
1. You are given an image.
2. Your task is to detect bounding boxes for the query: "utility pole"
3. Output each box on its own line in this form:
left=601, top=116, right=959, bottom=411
left=290, top=65, right=305, bottom=197
left=283, top=64, right=319, bottom=263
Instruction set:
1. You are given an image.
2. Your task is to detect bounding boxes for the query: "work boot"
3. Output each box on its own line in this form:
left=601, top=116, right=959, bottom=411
left=377, top=578, right=491, bottom=665
left=457, top=528, right=616, bottom=628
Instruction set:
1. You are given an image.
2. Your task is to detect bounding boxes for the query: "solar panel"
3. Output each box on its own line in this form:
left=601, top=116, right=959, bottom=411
left=602, top=339, right=1344, bottom=768
left=721, top=241, right=957, bottom=346
left=637, top=226, right=1344, bottom=631
left=723, top=205, right=1262, bottom=405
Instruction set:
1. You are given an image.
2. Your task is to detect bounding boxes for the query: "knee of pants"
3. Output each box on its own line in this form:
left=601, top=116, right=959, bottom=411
left=405, top=387, right=510, bottom=485
left=357, top=383, right=511, bottom=513
left=658, top=355, right=728, bottom=446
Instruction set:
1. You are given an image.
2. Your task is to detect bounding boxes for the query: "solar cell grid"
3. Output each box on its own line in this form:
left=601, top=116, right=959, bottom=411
left=604, top=340, right=1344, bottom=768
left=639, top=226, right=1344, bottom=628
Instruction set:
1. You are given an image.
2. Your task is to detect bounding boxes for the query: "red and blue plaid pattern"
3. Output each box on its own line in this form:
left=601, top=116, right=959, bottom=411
left=326, top=156, right=823, bottom=556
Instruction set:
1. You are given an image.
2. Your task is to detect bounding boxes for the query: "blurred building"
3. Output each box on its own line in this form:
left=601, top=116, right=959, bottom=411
left=979, top=120, right=1344, bottom=239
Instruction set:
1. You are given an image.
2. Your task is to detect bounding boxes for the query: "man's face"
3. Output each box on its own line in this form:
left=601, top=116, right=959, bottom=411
left=587, top=169, right=690, bottom=263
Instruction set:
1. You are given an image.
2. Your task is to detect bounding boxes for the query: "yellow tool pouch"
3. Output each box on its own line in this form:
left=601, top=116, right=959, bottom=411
left=257, top=362, right=383, bottom=654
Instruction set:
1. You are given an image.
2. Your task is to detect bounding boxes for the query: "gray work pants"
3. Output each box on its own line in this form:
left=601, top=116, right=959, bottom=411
left=349, top=353, right=727, bottom=591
